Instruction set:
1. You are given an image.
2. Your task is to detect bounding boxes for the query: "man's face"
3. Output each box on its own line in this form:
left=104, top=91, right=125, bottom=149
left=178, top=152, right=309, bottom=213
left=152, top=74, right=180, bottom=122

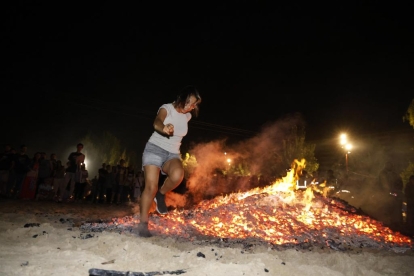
left=21, top=147, right=27, bottom=153
left=77, top=145, right=83, bottom=152
left=51, top=155, right=57, bottom=160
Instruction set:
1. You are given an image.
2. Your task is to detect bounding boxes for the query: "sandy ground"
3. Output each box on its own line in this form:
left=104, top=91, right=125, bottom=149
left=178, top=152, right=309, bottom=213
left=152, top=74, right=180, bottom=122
left=1, top=198, right=414, bottom=276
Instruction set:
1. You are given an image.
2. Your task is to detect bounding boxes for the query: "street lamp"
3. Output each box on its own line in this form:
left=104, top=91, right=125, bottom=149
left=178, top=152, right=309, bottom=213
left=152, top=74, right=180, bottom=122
left=339, top=133, right=352, bottom=174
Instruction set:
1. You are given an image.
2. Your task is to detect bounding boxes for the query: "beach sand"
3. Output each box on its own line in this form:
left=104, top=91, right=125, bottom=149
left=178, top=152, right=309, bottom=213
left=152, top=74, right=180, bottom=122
left=1, top=198, right=413, bottom=276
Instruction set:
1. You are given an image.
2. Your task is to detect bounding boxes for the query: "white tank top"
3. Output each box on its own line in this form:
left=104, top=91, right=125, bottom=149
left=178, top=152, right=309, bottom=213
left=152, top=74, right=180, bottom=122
left=148, top=103, right=192, bottom=154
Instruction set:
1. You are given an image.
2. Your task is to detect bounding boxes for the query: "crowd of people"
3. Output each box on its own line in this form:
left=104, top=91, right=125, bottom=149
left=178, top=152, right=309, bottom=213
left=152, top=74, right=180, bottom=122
left=0, top=143, right=145, bottom=205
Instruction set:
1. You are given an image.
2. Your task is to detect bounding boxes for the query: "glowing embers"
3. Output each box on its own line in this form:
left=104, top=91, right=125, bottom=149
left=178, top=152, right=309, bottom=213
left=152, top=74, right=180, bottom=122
left=150, top=190, right=411, bottom=249
left=148, top=157, right=412, bottom=249
left=81, top=158, right=412, bottom=252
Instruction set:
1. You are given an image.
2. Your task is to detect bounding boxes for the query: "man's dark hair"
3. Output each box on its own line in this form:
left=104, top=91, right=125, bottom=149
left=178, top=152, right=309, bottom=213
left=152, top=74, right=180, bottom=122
left=20, top=145, right=26, bottom=149
left=77, top=143, right=84, bottom=147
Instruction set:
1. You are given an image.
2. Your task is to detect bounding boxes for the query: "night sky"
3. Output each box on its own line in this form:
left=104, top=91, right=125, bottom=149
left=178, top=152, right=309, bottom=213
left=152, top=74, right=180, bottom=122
left=2, top=2, right=413, bottom=170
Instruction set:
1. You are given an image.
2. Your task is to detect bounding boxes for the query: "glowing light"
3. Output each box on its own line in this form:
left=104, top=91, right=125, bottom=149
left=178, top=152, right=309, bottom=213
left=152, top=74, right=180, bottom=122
left=227, top=158, right=231, bottom=163
left=340, top=133, right=347, bottom=145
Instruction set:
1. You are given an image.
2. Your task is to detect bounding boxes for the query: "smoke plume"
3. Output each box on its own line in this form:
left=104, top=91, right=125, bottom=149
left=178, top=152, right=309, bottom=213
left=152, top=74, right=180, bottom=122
left=184, top=113, right=305, bottom=205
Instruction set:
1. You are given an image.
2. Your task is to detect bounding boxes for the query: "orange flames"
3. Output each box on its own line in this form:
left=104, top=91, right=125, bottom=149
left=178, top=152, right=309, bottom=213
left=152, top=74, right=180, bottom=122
left=114, top=159, right=412, bottom=249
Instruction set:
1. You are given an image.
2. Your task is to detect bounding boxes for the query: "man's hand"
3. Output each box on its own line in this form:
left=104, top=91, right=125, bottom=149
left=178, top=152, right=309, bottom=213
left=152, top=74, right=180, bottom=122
left=163, top=123, right=174, bottom=136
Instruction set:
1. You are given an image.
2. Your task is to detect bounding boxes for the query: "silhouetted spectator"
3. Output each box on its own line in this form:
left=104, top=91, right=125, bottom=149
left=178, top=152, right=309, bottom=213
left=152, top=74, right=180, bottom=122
left=50, top=153, right=57, bottom=177
left=0, top=144, right=14, bottom=197
left=123, top=165, right=135, bottom=203
left=92, top=163, right=107, bottom=203
left=66, top=143, right=85, bottom=201
left=37, top=152, right=52, bottom=198
left=74, top=164, right=88, bottom=202
left=12, top=145, right=30, bottom=198
left=112, top=159, right=127, bottom=204
left=53, top=160, right=66, bottom=202
left=134, top=170, right=144, bottom=203
left=4, top=147, right=18, bottom=197
left=104, top=165, right=115, bottom=203
left=20, top=152, right=41, bottom=199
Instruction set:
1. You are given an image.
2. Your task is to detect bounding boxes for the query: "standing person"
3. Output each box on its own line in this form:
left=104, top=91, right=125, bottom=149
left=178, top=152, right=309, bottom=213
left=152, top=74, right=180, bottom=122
left=36, top=152, right=52, bottom=200
left=92, top=163, right=107, bottom=203
left=6, top=148, right=18, bottom=197
left=37, top=152, right=50, bottom=183
left=404, top=175, right=414, bottom=234
left=0, top=144, right=14, bottom=197
left=74, top=164, right=88, bottom=202
left=134, top=170, right=144, bottom=203
left=104, top=165, right=115, bottom=203
left=66, top=143, right=85, bottom=201
left=123, top=165, right=135, bottom=203
left=50, top=154, right=57, bottom=179
left=52, top=160, right=66, bottom=202
left=13, top=145, right=30, bottom=198
left=20, top=152, right=41, bottom=199
left=111, top=159, right=127, bottom=205
left=138, top=86, right=201, bottom=237
left=63, top=161, right=72, bottom=200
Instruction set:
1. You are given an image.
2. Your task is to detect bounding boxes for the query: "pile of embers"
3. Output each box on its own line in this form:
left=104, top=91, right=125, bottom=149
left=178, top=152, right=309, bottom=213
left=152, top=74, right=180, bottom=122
left=81, top=190, right=412, bottom=253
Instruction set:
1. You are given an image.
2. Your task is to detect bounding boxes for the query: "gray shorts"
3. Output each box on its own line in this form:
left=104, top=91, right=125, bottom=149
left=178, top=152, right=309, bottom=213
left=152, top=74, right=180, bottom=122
left=142, top=142, right=180, bottom=175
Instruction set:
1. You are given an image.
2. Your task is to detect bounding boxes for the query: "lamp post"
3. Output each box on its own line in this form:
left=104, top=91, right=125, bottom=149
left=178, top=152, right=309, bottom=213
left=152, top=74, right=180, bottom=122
left=339, top=134, right=352, bottom=174
left=344, top=143, right=352, bottom=174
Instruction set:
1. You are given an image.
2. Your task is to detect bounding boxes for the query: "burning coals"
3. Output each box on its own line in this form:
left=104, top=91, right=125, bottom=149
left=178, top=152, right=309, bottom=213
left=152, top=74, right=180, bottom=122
left=81, top=191, right=411, bottom=253
left=81, top=160, right=412, bottom=253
